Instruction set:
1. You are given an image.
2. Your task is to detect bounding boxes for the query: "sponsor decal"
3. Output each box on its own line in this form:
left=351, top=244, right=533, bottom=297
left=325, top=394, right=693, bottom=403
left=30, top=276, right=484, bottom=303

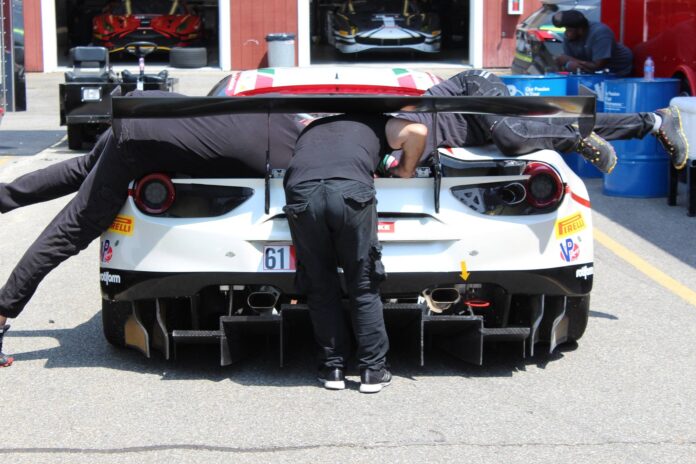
left=101, top=240, right=113, bottom=263
left=555, top=212, right=586, bottom=238
left=100, top=271, right=121, bottom=286
left=108, top=215, right=134, bottom=236
left=560, top=238, right=580, bottom=262
left=576, top=265, right=594, bottom=279
left=378, top=222, right=395, bottom=233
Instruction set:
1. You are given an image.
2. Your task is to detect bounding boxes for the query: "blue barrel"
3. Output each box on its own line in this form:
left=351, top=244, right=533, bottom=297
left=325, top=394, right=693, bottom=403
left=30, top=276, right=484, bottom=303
left=566, top=73, right=617, bottom=112
left=500, top=74, right=567, bottom=96
left=603, top=78, right=680, bottom=198
left=563, top=152, right=603, bottom=178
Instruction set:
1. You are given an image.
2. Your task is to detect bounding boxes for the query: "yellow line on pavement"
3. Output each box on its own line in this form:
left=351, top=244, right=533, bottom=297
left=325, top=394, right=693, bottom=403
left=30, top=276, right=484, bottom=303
left=594, top=228, right=696, bottom=307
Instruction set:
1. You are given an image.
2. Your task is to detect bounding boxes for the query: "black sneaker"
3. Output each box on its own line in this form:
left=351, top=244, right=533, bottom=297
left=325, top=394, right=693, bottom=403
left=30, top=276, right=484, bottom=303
left=575, top=132, right=618, bottom=174
left=317, top=367, right=345, bottom=390
left=359, top=367, right=392, bottom=394
left=655, top=106, right=689, bottom=169
left=0, top=325, right=13, bottom=368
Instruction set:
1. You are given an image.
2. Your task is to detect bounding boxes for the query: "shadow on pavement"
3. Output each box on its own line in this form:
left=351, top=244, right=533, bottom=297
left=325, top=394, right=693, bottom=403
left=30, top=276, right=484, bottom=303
left=5, top=310, right=592, bottom=385
left=0, top=130, right=67, bottom=156
left=584, top=177, right=696, bottom=269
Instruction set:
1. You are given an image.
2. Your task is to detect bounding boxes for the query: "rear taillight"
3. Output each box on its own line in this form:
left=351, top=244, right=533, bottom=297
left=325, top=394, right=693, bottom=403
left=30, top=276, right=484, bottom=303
left=134, top=173, right=175, bottom=215
left=450, top=161, right=565, bottom=215
left=524, top=162, right=563, bottom=209
left=528, top=29, right=557, bottom=41
left=131, top=175, right=255, bottom=218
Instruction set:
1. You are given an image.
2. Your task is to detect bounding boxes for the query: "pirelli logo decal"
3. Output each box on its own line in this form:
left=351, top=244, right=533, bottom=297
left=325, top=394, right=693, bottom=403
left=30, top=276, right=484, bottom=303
left=555, top=212, right=586, bottom=238
left=109, top=215, right=134, bottom=236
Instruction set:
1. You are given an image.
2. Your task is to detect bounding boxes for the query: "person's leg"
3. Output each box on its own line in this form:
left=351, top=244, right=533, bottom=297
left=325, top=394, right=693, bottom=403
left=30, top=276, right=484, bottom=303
left=0, top=321, right=12, bottom=367
left=284, top=180, right=351, bottom=387
left=0, top=130, right=108, bottom=213
left=325, top=180, right=390, bottom=393
left=592, top=112, right=655, bottom=141
left=0, top=132, right=137, bottom=320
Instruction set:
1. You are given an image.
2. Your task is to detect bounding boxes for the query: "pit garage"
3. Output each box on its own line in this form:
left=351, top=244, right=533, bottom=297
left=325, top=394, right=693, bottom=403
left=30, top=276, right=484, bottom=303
left=55, top=0, right=220, bottom=67
left=48, top=0, right=472, bottom=70
left=309, top=0, right=471, bottom=65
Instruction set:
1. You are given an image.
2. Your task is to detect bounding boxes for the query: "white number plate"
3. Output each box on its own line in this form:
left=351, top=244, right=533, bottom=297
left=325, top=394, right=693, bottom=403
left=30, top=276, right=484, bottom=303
left=263, top=245, right=296, bottom=271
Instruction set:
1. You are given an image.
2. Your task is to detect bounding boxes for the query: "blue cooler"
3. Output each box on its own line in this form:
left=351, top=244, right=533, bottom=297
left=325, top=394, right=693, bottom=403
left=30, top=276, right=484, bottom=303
left=500, top=74, right=567, bottom=96
left=603, top=78, right=680, bottom=197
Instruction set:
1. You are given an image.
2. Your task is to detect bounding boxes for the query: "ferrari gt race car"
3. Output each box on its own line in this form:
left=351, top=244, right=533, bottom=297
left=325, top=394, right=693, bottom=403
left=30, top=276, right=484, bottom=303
left=92, top=0, right=203, bottom=54
left=327, top=0, right=441, bottom=54
left=100, top=67, right=596, bottom=367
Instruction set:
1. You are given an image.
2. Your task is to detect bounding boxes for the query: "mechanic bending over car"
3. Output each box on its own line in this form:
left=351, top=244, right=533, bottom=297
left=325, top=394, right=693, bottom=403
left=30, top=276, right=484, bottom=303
left=551, top=9, right=633, bottom=76
left=0, top=91, right=305, bottom=368
left=0, top=74, right=688, bottom=369
left=386, top=70, right=688, bottom=176
left=283, top=114, right=427, bottom=393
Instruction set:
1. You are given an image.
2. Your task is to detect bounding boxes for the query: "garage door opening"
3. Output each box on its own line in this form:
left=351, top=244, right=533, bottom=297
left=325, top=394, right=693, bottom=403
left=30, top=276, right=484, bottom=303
left=309, top=0, right=470, bottom=65
left=56, top=0, right=220, bottom=68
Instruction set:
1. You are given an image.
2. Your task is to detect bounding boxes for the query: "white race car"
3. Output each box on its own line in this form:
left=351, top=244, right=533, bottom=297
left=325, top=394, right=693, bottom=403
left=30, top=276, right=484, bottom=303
left=101, top=67, right=595, bottom=366
left=327, top=0, right=441, bottom=54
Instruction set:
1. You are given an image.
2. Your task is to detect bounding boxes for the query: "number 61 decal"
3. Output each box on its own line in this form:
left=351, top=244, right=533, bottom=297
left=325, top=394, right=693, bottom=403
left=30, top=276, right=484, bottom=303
left=263, top=245, right=296, bottom=271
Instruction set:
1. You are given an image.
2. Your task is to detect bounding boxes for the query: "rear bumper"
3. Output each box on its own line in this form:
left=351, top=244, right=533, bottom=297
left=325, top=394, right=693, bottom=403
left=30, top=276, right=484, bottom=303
left=100, top=263, right=593, bottom=301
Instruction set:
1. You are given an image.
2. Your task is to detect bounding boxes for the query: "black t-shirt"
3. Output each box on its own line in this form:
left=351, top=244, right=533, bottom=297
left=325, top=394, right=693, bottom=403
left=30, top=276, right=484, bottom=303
left=113, top=91, right=303, bottom=177
left=284, top=114, right=391, bottom=189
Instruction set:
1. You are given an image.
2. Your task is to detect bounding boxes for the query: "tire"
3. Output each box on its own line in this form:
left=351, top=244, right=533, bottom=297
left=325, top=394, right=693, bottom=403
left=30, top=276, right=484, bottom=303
left=67, top=124, right=84, bottom=150
left=102, top=299, right=133, bottom=347
left=169, top=47, right=207, bottom=68
left=566, top=295, right=590, bottom=342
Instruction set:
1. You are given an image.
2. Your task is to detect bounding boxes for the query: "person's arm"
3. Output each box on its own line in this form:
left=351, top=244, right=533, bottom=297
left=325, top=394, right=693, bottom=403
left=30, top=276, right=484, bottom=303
left=563, top=27, right=613, bottom=73
left=563, top=57, right=609, bottom=73
left=384, top=117, right=428, bottom=178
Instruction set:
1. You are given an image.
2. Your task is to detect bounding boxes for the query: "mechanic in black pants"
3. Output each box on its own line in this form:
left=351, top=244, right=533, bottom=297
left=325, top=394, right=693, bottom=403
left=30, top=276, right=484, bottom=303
left=385, top=69, right=688, bottom=174
left=283, top=114, right=426, bottom=393
left=0, top=91, right=304, bottom=367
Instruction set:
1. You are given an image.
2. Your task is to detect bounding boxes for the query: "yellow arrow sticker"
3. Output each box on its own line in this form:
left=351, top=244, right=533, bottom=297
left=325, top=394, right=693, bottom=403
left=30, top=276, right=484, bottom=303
left=460, top=261, right=470, bottom=281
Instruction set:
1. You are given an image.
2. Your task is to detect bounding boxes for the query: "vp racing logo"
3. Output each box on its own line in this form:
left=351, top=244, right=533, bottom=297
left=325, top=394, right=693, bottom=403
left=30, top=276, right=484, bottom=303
left=559, top=238, right=580, bottom=262
left=100, top=271, right=122, bottom=286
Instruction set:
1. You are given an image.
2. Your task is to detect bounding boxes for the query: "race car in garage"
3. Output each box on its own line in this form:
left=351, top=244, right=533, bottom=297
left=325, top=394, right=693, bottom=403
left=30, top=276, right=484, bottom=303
left=327, top=0, right=441, bottom=54
left=100, top=67, right=595, bottom=367
left=92, top=0, right=203, bottom=54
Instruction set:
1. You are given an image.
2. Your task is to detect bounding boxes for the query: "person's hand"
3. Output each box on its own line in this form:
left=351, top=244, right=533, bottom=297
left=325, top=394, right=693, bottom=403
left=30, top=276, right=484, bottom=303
left=565, top=60, right=580, bottom=72
left=555, top=54, right=571, bottom=66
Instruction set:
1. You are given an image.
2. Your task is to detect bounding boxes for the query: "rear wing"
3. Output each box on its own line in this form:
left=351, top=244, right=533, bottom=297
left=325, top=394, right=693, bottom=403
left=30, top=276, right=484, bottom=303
left=112, top=95, right=596, bottom=213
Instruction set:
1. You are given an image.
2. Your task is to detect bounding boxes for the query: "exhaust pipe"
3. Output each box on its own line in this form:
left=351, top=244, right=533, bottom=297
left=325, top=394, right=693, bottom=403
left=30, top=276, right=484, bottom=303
left=422, top=287, right=461, bottom=314
left=500, top=182, right=526, bottom=205
left=247, top=291, right=279, bottom=315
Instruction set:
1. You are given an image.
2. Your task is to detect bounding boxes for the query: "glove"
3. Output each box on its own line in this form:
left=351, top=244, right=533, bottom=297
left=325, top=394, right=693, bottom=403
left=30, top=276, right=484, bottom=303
left=376, top=154, right=400, bottom=177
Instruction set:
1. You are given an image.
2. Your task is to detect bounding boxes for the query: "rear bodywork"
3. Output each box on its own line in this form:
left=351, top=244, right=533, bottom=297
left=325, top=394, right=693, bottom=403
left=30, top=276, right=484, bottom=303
left=100, top=70, right=596, bottom=367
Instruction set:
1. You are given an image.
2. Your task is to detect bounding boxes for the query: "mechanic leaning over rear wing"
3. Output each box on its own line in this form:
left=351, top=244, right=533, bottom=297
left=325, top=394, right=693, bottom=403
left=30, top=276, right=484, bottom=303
left=388, top=70, right=688, bottom=176
left=283, top=114, right=427, bottom=393
left=0, top=90, right=305, bottom=368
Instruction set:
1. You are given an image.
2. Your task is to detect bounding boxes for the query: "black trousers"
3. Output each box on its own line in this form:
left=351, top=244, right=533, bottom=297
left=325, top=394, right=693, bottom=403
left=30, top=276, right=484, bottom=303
left=427, top=70, right=656, bottom=156
left=0, top=129, right=218, bottom=318
left=283, top=179, right=388, bottom=371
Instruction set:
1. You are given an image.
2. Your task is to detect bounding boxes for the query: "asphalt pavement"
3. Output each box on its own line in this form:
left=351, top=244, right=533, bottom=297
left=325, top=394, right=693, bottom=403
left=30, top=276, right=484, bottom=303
left=1, top=68, right=695, bottom=464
